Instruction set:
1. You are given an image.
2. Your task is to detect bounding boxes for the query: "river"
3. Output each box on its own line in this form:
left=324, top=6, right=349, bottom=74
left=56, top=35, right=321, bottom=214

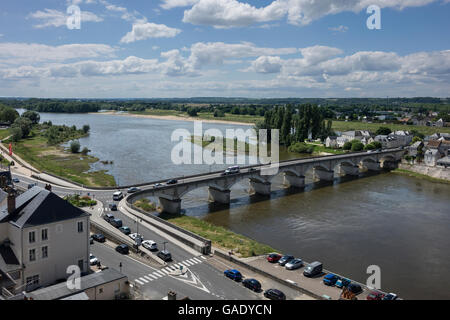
left=30, top=110, right=450, bottom=299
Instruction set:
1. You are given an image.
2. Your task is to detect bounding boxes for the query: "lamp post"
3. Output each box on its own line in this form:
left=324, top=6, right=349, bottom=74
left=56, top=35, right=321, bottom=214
left=162, top=241, right=168, bottom=252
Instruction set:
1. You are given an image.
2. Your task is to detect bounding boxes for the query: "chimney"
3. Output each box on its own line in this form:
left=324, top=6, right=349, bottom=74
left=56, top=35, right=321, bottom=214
left=7, top=193, right=15, bottom=214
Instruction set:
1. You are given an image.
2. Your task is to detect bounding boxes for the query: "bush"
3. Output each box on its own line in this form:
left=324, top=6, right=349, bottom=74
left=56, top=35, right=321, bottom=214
left=288, top=142, right=314, bottom=154
left=343, top=141, right=352, bottom=150
left=364, top=143, right=376, bottom=150
left=70, top=140, right=80, bottom=153
left=351, top=141, right=364, bottom=152
left=82, top=124, right=90, bottom=134
left=81, top=147, right=89, bottom=155
left=376, top=127, right=392, bottom=135
left=372, top=141, right=382, bottom=149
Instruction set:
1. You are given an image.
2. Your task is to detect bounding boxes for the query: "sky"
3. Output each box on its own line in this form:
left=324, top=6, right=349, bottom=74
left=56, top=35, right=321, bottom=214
left=0, top=0, right=449, bottom=98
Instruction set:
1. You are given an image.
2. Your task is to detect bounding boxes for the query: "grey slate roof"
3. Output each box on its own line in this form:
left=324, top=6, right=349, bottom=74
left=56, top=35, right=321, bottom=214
left=0, top=186, right=90, bottom=228
left=27, top=268, right=127, bottom=300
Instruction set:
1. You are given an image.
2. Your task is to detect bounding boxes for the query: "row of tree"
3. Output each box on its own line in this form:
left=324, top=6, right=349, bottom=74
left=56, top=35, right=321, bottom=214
left=254, top=104, right=335, bottom=146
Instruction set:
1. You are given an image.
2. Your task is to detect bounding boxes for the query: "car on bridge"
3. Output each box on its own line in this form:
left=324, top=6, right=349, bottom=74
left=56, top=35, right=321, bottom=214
left=264, top=289, right=286, bottom=300
left=285, top=258, right=303, bottom=270
left=224, top=269, right=242, bottom=281
left=242, top=279, right=261, bottom=292
left=157, top=250, right=172, bottom=262
left=103, top=213, right=115, bottom=223
left=127, top=187, right=141, bottom=193
left=129, top=233, right=143, bottom=242
left=166, top=179, right=178, bottom=185
left=221, top=166, right=240, bottom=176
left=110, top=218, right=123, bottom=228
left=154, top=183, right=164, bottom=188
left=142, top=240, right=157, bottom=251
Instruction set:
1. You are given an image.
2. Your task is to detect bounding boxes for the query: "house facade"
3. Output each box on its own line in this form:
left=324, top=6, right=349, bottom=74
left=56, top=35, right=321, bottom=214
left=0, top=187, right=90, bottom=296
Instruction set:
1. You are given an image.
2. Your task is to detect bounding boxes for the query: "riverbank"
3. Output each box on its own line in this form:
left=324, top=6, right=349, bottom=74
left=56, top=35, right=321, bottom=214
left=393, top=163, right=450, bottom=183
left=93, top=111, right=256, bottom=126
left=6, top=128, right=116, bottom=187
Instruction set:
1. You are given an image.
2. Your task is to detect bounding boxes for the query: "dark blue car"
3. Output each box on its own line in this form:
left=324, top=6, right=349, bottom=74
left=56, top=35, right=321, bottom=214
left=323, top=273, right=339, bottom=286
left=224, top=269, right=242, bottom=281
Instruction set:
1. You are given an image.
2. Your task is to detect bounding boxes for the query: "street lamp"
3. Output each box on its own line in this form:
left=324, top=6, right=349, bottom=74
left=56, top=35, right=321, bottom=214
left=162, top=241, right=168, bottom=252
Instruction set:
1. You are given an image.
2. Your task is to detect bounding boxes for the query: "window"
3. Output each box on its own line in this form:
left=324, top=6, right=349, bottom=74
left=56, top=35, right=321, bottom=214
left=26, top=275, right=39, bottom=289
left=78, top=259, right=84, bottom=271
left=42, top=246, right=48, bottom=259
left=29, top=231, right=35, bottom=244
left=77, top=221, right=83, bottom=233
left=41, top=229, right=48, bottom=241
left=29, top=249, right=36, bottom=262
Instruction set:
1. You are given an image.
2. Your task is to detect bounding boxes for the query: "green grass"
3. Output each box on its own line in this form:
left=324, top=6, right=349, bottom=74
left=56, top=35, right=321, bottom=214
left=158, top=214, right=277, bottom=258
left=9, top=134, right=116, bottom=187
left=307, top=143, right=346, bottom=155
left=332, top=120, right=450, bottom=136
left=130, top=109, right=184, bottom=117
left=392, top=168, right=450, bottom=184
left=0, top=128, right=11, bottom=141
left=197, top=112, right=262, bottom=124
left=134, top=198, right=157, bottom=211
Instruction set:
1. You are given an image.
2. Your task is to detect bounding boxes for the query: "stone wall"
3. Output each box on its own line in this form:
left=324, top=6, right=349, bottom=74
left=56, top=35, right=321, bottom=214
left=399, top=162, right=450, bottom=181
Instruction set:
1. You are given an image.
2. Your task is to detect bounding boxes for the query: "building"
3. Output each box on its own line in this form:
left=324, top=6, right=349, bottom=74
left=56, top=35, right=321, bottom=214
left=24, top=268, right=130, bottom=300
left=407, top=141, right=424, bottom=158
left=0, top=187, right=90, bottom=297
left=424, top=140, right=442, bottom=166
left=325, top=136, right=338, bottom=148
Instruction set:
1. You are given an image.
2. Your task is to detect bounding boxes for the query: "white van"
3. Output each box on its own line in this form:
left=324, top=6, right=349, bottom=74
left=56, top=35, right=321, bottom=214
left=112, top=191, right=123, bottom=201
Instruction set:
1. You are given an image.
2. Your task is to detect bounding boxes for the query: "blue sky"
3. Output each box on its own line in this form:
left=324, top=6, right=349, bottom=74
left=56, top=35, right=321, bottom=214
left=0, top=0, right=449, bottom=98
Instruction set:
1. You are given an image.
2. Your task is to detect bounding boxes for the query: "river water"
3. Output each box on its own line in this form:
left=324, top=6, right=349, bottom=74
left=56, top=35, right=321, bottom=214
left=33, top=111, right=450, bottom=299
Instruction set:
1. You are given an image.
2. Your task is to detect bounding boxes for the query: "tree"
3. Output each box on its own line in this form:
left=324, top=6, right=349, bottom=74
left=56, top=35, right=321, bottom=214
left=412, top=136, right=422, bottom=143
left=364, top=143, right=376, bottom=150
left=376, top=127, right=392, bottom=135
left=372, top=141, right=382, bottom=149
left=81, top=147, right=89, bottom=155
left=343, top=141, right=352, bottom=150
left=351, top=141, right=364, bottom=151
left=22, top=110, right=40, bottom=125
left=12, top=117, right=32, bottom=138
left=70, top=140, right=81, bottom=153
left=187, top=107, right=198, bottom=117
left=0, top=107, right=20, bottom=124
left=10, top=127, right=23, bottom=142
left=82, top=124, right=90, bottom=134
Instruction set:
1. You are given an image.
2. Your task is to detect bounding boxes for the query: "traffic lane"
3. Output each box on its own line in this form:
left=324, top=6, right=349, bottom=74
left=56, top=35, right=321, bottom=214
left=90, top=241, right=257, bottom=300
left=105, top=207, right=195, bottom=264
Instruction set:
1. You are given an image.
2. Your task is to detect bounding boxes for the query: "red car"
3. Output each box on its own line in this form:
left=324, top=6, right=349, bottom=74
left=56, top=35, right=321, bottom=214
left=366, top=290, right=385, bottom=300
left=267, top=253, right=282, bottom=263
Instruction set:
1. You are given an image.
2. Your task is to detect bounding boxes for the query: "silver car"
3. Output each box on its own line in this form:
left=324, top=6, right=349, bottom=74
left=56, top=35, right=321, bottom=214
left=285, top=258, right=303, bottom=270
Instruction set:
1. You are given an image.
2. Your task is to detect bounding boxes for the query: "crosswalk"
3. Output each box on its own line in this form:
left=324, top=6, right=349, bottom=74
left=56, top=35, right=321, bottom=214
left=134, top=256, right=206, bottom=286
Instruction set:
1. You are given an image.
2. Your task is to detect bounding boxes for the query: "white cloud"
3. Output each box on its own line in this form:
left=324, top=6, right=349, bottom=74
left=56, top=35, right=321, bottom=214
left=0, top=43, right=116, bottom=64
left=28, top=8, right=103, bottom=28
left=247, top=56, right=283, bottom=73
left=160, top=0, right=199, bottom=10
left=329, top=25, right=349, bottom=33
left=120, top=22, right=182, bottom=43
left=181, top=0, right=439, bottom=28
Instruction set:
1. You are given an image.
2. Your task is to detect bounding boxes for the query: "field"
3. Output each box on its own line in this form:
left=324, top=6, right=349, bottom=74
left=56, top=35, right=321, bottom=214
left=9, top=133, right=116, bottom=187
left=332, top=121, right=450, bottom=136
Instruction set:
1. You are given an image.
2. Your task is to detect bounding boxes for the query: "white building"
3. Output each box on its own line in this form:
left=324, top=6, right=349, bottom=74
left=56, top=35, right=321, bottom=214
left=0, top=187, right=90, bottom=296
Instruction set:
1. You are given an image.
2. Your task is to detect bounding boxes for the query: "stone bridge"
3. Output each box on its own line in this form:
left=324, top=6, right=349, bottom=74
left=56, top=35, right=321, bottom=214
left=127, top=148, right=405, bottom=214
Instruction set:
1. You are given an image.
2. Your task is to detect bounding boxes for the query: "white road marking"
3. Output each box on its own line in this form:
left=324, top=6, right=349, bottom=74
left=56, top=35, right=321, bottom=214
left=139, top=277, right=149, bottom=283
left=156, top=271, right=166, bottom=277
left=149, top=274, right=158, bottom=280
left=161, top=269, right=171, bottom=274
left=183, top=260, right=193, bottom=266
left=201, top=256, right=207, bottom=260
left=153, top=272, right=163, bottom=278
left=135, top=279, right=144, bottom=285
left=188, top=258, right=199, bottom=264
left=143, top=276, right=153, bottom=281
left=192, top=258, right=202, bottom=263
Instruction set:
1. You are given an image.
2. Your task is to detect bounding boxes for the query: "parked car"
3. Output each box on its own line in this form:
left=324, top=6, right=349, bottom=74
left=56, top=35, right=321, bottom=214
left=108, top=203, right=118, bottom=211
left=127, top=187, right=141, bottom=193
left=242, top=279, right=261, bottom=292
left=92, top=233, right=106, bottom=243
left=267, top=253, right=282, bottom=263
left=115, top=244, right=129, bottom=254
left=166, top=179, right=178, bottom=185
left=157, top=250, right=172, bottom=262
left=112, top=191, right=123, bottom=201
left=285, top=258, right=303, bottom=270
left=28, top=183, right=37, bottom=189
left=323, top=273, right=339, bottom=286
left=118, top=226, right=131, bottom=235
left=335, top=278, right=351, bottom=288
left=347, top=283, right=363, bottom=295
left=142, top=240, right=158, bottom=251
left=367, top=290, right=386, bottom=300
left=264, top=289, right=286, bottom=300
left=303, top=261, right=323, bottom=277
left=12, top=178, right=19, bottom=183
left=103, top=213, right=115, bottom=223
left=224, top=269, right=242, bottom=281
left=89, top=236, right=94, bottom=245
left=89, top=254, right=99, bottom=265
left=382, top=293, right=398, bottom=300
left=110, top=218, right=123, bottom=228
left=278, top=255, right=294, bottom=266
